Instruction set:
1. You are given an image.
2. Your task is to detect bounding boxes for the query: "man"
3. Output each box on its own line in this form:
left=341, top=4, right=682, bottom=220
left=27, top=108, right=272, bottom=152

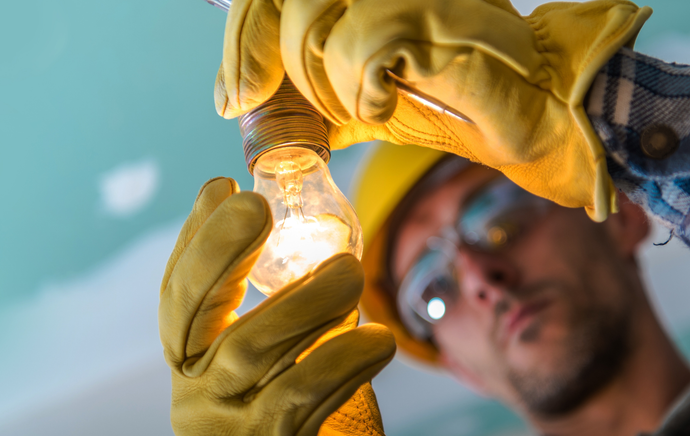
left=158, top=0, right=690, bottom=434
left=352, top=142, right=690, bottom=435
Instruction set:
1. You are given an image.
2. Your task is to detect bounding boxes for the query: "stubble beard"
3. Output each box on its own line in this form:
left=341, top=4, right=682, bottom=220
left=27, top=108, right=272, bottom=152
left=506, top=295, right=632, bottom=417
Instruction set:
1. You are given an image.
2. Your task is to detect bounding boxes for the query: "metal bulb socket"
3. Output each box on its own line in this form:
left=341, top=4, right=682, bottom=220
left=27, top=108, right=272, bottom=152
left=239, top=76, right=331, bottom=174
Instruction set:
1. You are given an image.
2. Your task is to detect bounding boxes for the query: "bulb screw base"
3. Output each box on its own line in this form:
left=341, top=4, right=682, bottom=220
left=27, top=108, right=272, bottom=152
left=239, top=76, right=331, bottom=175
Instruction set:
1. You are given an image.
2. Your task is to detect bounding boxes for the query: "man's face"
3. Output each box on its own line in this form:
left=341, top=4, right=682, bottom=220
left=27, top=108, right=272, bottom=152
left=393, top=164, right=644, bottom=416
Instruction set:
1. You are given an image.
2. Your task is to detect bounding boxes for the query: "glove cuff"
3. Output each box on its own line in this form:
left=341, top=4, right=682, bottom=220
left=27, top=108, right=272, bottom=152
left=319, top=383, right=386, bottom=436
left=526, top=1, right=653, bottom=221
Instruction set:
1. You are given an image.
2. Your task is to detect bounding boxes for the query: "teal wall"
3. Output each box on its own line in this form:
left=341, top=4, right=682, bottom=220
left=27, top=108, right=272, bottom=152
left=0, top=0, right=253, bottom=305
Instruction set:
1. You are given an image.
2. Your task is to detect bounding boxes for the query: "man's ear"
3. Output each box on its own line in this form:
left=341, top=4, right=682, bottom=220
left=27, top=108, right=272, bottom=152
left=439, top=350, right=491, bottom=397
left=604, top=192, right=650, bottom=258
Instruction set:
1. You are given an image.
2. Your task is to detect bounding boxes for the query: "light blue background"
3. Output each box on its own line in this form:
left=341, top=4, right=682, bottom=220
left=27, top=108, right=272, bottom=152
left=1, top=0, right=689, bottom=435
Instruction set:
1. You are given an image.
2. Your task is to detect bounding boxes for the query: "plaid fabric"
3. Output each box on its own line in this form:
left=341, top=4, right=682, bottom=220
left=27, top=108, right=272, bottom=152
left=586, top=47, right=690, bottom=246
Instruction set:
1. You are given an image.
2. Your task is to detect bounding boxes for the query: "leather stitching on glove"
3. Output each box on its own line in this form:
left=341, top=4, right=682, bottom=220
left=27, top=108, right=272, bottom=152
left=387, top=107, right=478, bottom=162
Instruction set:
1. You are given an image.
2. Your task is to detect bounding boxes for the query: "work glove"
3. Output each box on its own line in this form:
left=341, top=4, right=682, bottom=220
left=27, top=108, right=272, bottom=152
left=215, top=0, right=652, bottom=221
left=158, top=177, right=396, bottom=435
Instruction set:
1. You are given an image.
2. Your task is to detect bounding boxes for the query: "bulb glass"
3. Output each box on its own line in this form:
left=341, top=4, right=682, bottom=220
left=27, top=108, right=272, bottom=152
left=249, top=147, right=363, bottom=295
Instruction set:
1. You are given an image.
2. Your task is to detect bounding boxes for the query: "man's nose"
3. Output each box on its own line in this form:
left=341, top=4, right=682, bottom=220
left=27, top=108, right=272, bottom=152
left=456, top=247, right=521, bottom=306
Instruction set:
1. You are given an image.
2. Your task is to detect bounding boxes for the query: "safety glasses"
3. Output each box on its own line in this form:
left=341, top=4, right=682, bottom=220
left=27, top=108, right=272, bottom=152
left=397, top=177, right=552, bottom=340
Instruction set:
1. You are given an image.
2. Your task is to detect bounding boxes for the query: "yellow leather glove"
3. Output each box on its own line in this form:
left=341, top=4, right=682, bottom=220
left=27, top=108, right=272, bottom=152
left=158, top=177, right=396, bottom=435
left=215, top=0, right=652, bottom=221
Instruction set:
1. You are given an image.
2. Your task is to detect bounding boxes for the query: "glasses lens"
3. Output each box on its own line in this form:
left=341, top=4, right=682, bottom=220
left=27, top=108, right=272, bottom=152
left=459, top=178, right=550, bottom=251
left=397, top=240, right=459, bottom=339
left=422, top=273, right=457, bottom=321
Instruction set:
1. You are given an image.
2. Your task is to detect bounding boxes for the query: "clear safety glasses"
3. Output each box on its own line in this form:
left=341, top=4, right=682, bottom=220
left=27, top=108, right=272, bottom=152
left=396, top=177, right=552, bottom=340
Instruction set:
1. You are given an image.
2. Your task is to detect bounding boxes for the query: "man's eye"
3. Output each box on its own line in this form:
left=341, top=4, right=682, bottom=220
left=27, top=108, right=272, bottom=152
left=422, top=275, right=456, bottom=302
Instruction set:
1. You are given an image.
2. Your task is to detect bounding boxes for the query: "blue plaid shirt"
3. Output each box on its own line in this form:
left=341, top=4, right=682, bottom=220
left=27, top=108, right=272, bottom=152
left=584, top=49, right=690, bottom=436
left=587, top=47, right=690, bottom=247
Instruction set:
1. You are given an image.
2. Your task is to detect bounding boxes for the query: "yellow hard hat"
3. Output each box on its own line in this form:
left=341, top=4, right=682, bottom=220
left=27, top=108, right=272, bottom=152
left=351, top=141, right=467, bottom=365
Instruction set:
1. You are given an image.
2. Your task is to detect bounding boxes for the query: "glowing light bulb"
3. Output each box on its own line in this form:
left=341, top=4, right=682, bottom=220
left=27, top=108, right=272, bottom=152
left=248, top=147, right=362, bottom=295
left=237, top=75, right=363, bottom=295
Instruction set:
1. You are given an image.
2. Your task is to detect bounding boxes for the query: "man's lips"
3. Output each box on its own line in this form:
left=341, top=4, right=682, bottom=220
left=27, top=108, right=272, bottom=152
left=503, top=299, right=552, bottom=338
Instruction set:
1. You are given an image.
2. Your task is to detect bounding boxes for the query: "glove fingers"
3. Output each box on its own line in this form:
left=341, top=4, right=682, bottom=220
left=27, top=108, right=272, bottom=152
left=281, top=0, right=351, bottom=125
left=216, top=0, right=285, bottom=118
left=245, top=309, right=360, bottom=400
left=191, top=254, right=364, bottom=392
left=295, top=309, right=359, bottom=364
left=322, top=0, right=539, bottom=125
left=160, top=187, right=272, bottom=369
left=249, top=309, right=360, bottom=399
left=261, top=323, right=396, bottom=436
left=161, top=177, right=239, bottom=293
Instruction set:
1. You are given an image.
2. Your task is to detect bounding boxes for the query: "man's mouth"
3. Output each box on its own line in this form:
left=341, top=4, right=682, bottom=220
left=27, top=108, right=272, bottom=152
left=503, top=299, right=552, bottom=340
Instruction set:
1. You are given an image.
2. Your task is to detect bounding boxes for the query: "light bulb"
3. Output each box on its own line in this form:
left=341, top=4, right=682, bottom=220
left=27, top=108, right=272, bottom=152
left=249, top=147, right=362, bottom=295
left=238, top=76, right=362, bottom=296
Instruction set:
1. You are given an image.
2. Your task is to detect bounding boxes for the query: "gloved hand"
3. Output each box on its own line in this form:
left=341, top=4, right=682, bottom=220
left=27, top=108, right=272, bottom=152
left=215, top=0, right=652, bottom=221
left=158, top=177, right=396, bottom=435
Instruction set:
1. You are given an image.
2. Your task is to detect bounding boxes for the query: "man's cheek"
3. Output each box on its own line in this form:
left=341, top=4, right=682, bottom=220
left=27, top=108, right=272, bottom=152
left=436, top=318, right=500, bottom=377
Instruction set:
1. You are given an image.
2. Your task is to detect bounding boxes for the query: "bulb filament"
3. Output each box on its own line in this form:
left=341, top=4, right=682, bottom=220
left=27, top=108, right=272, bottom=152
left=276, top=160, right=304, bottom=209
left=275, top=160, right=310, bottom=245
